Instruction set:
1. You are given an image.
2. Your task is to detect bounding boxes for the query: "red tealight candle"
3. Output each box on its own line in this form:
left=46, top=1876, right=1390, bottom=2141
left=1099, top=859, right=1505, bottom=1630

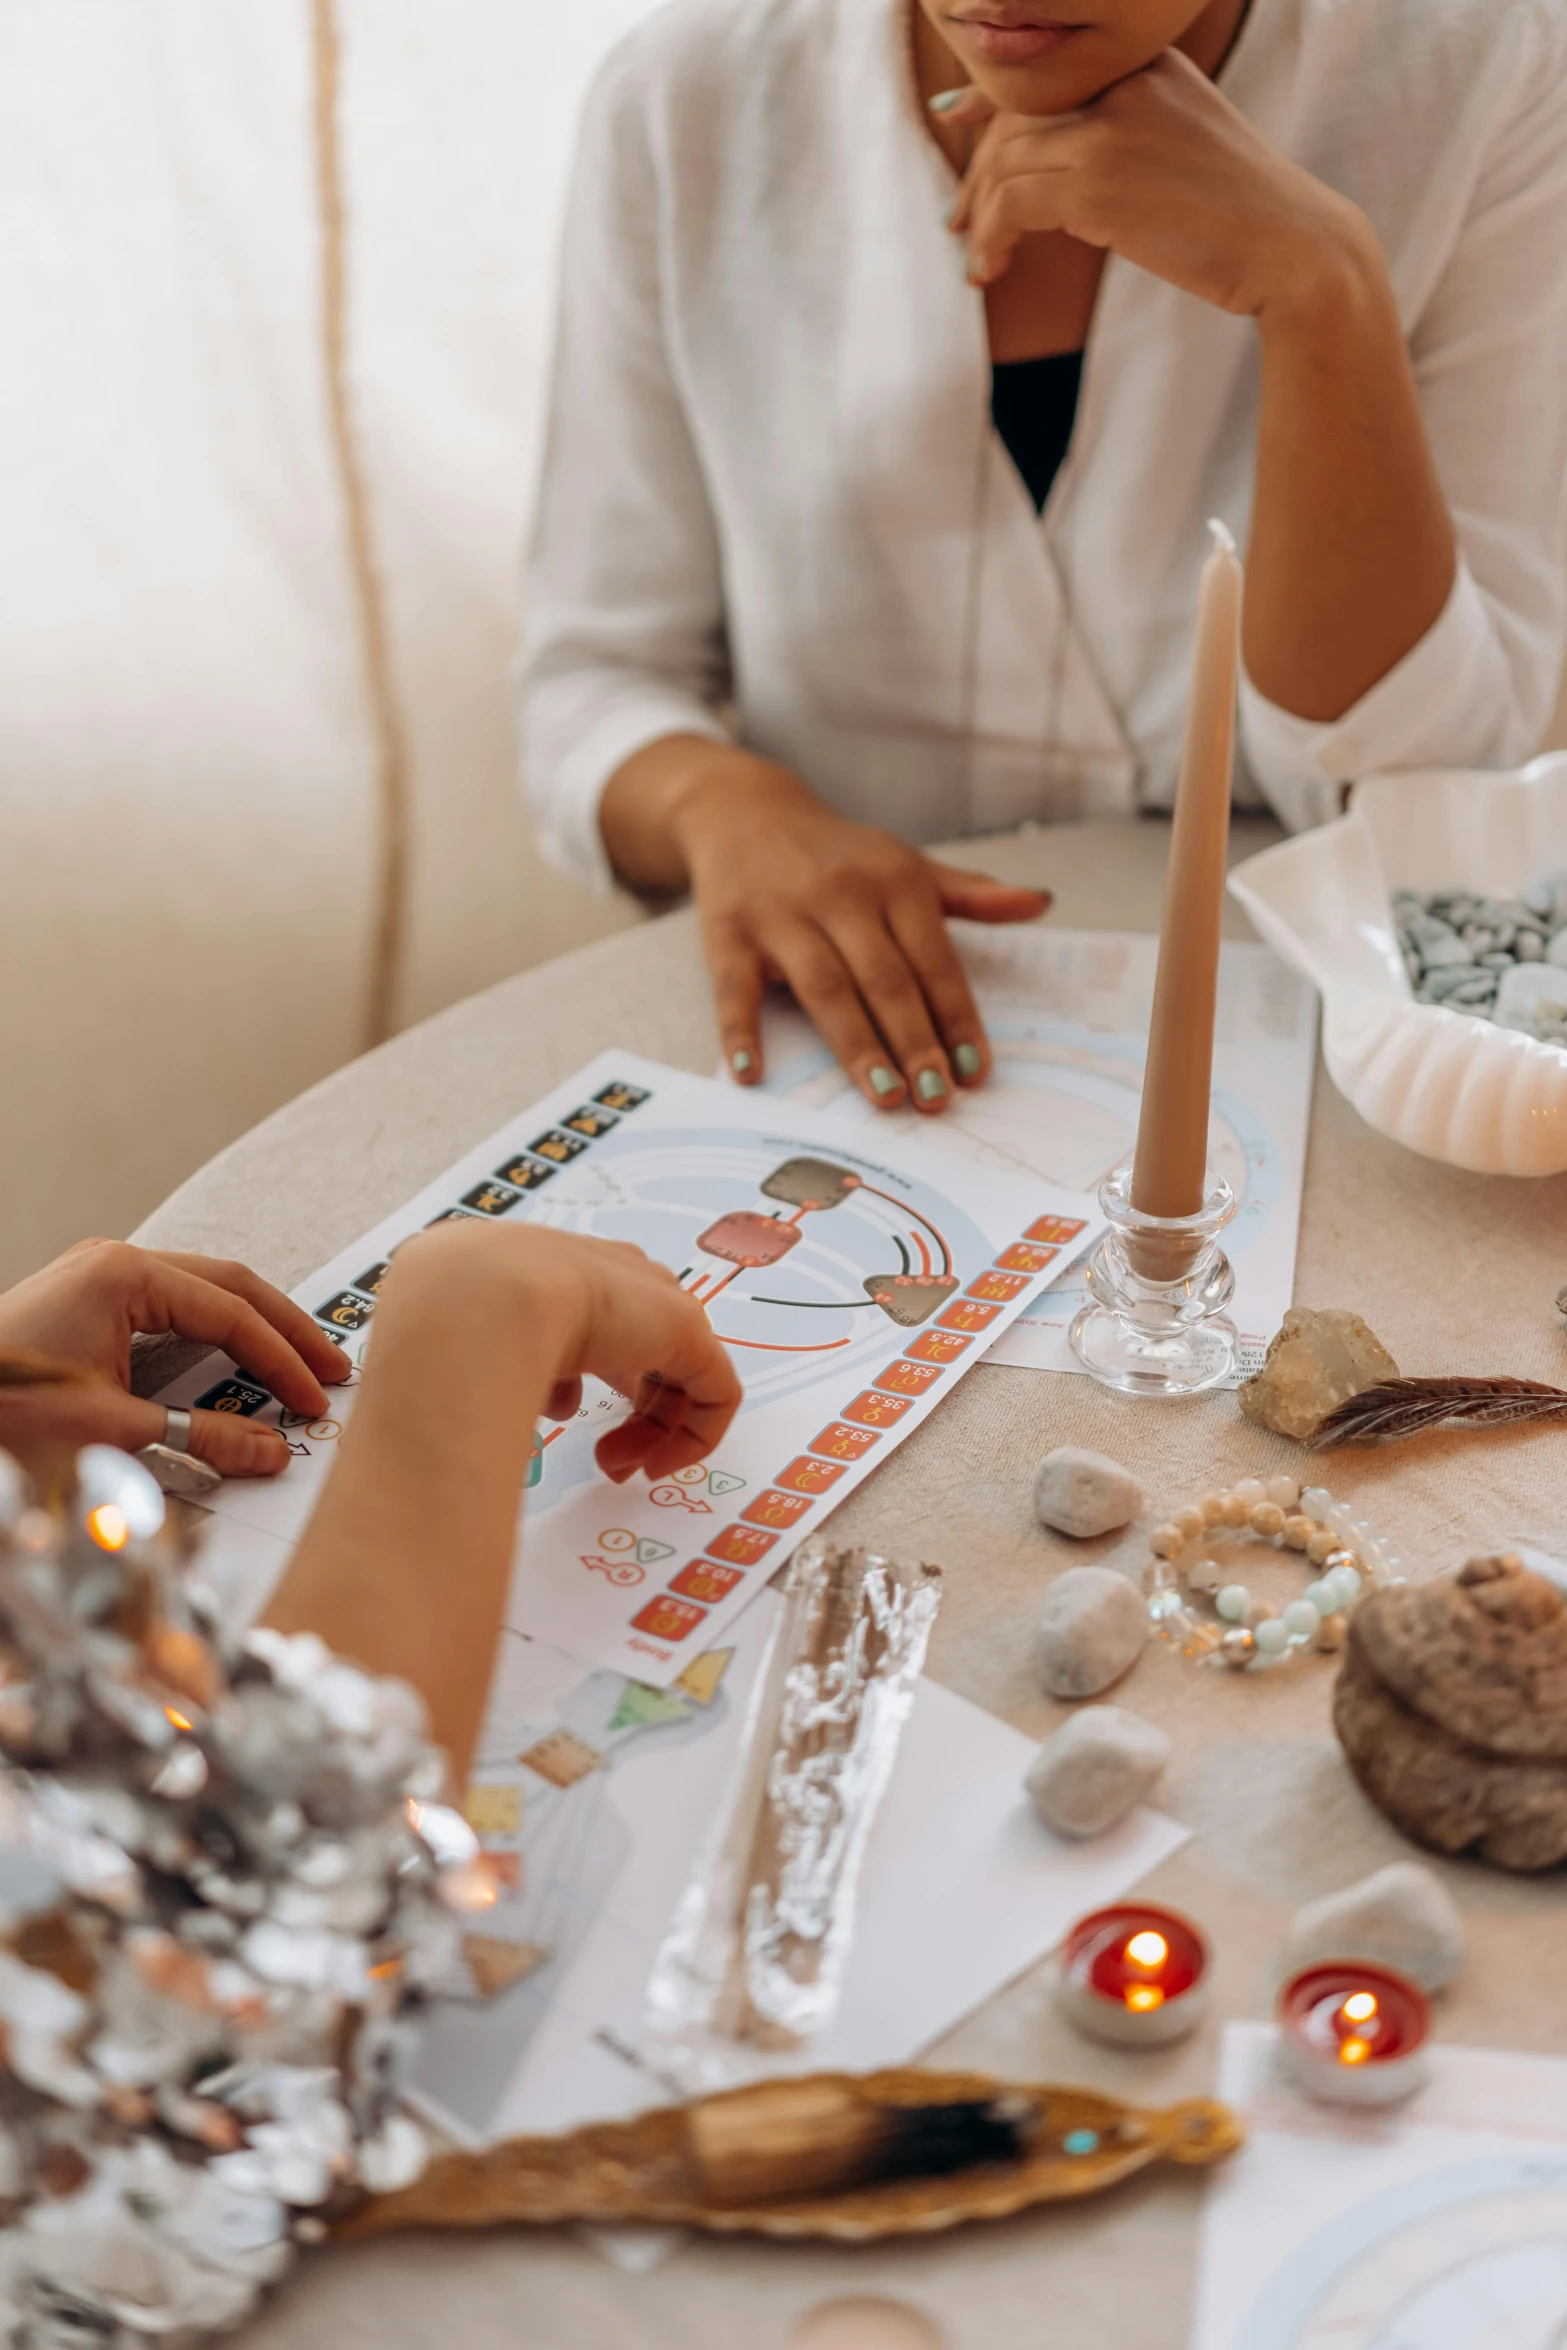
left=1054, top=1902, right=1210, bottom=2048
left=1278, top=1963, right=1431, bottom=2108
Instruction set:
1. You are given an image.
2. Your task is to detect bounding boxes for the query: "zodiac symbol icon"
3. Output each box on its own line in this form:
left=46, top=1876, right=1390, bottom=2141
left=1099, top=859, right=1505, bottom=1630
left=580, top=1552, right=646, bottom=1587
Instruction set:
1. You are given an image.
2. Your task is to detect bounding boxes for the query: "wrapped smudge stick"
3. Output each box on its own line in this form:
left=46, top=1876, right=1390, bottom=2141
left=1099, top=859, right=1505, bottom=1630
left=646, top=1537, right=941, bottom=2088
left=0, top=1443, right=488, bottom=2343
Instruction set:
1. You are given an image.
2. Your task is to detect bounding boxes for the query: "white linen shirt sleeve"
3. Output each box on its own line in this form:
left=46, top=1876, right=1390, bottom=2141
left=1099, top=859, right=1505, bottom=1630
left=1240, top=6, right=1567, bottom=833
left=520, top=41, right=732, bottom=894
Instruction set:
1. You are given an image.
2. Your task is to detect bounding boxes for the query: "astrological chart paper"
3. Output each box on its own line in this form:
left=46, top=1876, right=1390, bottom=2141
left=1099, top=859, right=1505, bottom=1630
left=1191, top=2027, right=1567, bottom=2350
left=751, top=924, right=1317, bottom=1385
left=155, top=1052, right=1102, bottom=1686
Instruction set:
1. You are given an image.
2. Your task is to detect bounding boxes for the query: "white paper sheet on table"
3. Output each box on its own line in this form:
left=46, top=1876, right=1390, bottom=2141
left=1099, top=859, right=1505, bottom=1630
left=408, top=1587, right=1190, bottom=2146
left=1190, top=2024, right=1567, bottom=2350
left=750, top=924, right=1317, bottom=1385
left=155, top=1051, right=1103, bottom=1687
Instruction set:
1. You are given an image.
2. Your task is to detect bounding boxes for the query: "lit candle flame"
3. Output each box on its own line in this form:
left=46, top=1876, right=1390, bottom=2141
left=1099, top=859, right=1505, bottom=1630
left=86, top=1504, right=130, bottom=1552
left=165, top=1706, right=193, bottom=1733
left=1126, top=1931, right=1169, bottom=1970
left=1342, top=1991, right=1378, bottom=2024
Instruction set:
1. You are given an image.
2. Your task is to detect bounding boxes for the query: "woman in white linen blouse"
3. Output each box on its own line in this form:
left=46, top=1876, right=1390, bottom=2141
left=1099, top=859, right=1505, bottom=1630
left=522, top=0, right=1567, bottom=1113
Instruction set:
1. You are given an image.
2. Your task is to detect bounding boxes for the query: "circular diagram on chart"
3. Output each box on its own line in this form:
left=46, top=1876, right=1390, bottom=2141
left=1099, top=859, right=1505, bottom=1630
left=1242, top=2159, right=1567, bottom=2349
left=526, top=1127, right=1007, bottom=1421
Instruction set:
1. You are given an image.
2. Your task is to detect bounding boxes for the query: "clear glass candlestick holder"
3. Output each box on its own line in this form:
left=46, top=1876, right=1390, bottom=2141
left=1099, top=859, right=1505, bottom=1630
left=1069, top=1157, right=1239, bottom=1397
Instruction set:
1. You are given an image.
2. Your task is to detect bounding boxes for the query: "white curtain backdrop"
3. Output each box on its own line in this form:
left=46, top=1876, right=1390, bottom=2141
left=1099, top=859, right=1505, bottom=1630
left=0, top=0, right=661, bottom=1287
left=0, top=2, right=1562, bottom=1289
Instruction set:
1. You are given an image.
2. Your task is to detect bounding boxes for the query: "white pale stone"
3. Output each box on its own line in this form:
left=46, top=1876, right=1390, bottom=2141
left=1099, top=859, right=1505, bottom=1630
left=1032, top=1447, right=1143, bottom=1540
left=1494, top=961, right=1567, bottom=1031
left=1278, top=1862, right=1465, bottom=1993
left=1024, top=1705, right=1172, bottom=1840
left=1036, top=1567, right=1148, bottom=1698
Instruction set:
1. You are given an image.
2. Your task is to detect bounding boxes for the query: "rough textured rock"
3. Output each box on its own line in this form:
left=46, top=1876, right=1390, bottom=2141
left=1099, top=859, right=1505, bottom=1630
left=1238, top=1306, right=1400, bottom=1441
left=1278, top=1862, right=1465, bottom=1992
left=1333, top=1554, right=1567, bottom=1871
left=1032, top=1446, right=1142, bottom=1539
left=1036, top=1567, right=1148, bottom=1699
left=1025, top=1705, right=1171, bottom=1838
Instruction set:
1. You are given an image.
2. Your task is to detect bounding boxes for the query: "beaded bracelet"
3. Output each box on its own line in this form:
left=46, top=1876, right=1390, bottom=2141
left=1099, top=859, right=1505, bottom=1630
left=1142, top=1476, right=1405, bottom=1672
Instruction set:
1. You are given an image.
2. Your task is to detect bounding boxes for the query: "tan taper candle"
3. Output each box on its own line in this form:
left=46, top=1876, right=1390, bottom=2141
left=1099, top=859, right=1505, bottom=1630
left=1130, top=520, right=1243, bottom=1222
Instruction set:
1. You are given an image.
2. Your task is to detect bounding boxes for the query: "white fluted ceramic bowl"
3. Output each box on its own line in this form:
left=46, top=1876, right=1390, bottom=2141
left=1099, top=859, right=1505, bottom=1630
left=1227, top=756, right=1567, bottom=1176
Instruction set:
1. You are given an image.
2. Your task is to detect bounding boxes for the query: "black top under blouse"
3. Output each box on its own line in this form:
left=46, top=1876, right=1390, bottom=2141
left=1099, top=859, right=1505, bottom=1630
left=990, top=349, right=1085, bottom=514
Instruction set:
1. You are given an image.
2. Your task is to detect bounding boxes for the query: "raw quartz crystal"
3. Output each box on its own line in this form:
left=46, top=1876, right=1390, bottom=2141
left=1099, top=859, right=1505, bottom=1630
left=1237, top=1306, right=1400, bottom=1443
left=1144, top=1565, right=1223, bottom=1661
left=0, top=1442, right=485, bottom=2346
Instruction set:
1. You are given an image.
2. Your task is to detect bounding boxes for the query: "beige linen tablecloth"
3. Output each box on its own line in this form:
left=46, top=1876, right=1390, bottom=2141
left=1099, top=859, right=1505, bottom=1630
left=135, top=819, right=1567, bottom=2350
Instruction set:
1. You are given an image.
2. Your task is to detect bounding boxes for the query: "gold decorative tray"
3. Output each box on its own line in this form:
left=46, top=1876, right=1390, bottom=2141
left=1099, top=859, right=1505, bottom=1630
left=337, top=2068, right=1242, bottom=2245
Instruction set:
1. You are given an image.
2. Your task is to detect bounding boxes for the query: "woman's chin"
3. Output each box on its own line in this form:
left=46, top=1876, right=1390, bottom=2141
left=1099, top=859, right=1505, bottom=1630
left=966, top=53, right=1117, bottom=112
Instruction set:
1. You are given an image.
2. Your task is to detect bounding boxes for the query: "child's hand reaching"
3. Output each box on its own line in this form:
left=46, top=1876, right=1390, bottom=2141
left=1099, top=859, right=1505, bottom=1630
left=266, top=1220, right=743, bottom=1777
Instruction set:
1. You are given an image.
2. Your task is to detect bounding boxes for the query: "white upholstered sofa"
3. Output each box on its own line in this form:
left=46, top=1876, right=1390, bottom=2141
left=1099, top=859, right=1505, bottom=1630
left=2, top=2, right=1562, bottom=1289
left=0, top=0, right=662, bottom=1286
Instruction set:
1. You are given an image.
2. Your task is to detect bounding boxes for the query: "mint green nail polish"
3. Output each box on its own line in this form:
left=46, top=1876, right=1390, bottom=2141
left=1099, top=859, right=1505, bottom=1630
left=954, top=1042, right=983, bottom=1079
left=731, top=1048, right=754, bottom=1075
left=869, top=1065, right=900, bottom=1097
left=916, top=1068, right=949, bottom=1103
left=929, top=88, right=964, bottom=112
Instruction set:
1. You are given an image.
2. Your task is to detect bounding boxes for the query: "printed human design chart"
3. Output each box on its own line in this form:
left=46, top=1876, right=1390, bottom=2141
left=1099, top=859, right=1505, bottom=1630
left=1192, top=2025, right=1567, bottom=2349
left=157, top=1053, right=1102, bottom=1684
left=751, top=924, right=1316, bottom=1386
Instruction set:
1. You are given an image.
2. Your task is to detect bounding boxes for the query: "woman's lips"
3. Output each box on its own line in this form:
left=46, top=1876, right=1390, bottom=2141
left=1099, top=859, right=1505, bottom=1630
left=953, top=17, right=1084, bottom=63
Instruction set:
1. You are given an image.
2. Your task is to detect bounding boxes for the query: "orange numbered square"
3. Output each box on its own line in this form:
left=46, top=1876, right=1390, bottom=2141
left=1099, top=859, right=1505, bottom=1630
left=905, top=1329, right=972, bottom=1364
left=995, top=1241, right=1059, bottom=1274
left=777, top=1453, right=848, bottom=1494
left=937, top=1298, right=1000, bottom=1332
left=811, top=1419, right=884, bottom=1457
left=743, top=1488, right=813, bottom=1530
left=874, top=1359, right=943, bottom=1397
left=707, top=1522, right=779, bottom=1567
left=670, top=1558, right=744, bottom=1604
left=840, top=1389, right=914, bottom=1428
left=968, top=1269, right=1030, bottom=1304
left=631, top=1594, right=708, bottom=1642
left=1026, top=1214, right=1087, bottom=1245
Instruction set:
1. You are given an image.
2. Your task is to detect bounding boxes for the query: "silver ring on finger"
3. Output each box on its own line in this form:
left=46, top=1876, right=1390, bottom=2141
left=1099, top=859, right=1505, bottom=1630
left=136, top=1409, right=221, bottom=1500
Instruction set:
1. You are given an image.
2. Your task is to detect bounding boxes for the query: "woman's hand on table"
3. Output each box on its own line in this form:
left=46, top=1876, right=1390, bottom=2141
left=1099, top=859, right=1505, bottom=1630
left=0, top=1239, right=348, bottom=1475
left=266, top=1219, right=743, bottom=1776
left=943, top=49, right=1376, bottom=321
left=601, top=737, right=1051, bottom=1111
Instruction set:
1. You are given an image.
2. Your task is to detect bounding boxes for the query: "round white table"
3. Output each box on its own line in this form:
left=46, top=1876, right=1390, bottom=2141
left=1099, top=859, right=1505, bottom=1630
left=136, top=820, right=1567, bottom=2350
